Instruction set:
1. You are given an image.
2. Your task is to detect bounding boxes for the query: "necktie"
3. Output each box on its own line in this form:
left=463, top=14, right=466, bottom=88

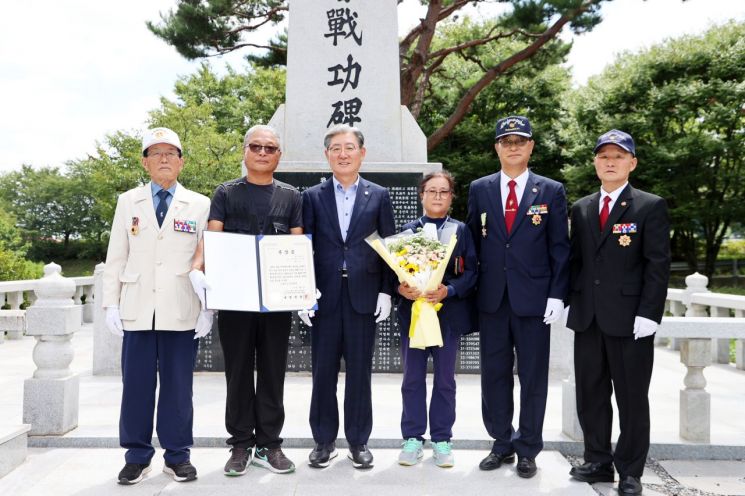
left=156, top=190, right=170, bottom=227
left=599, top=195, right=611, bottom=231
left=504, top=180, right=518, bottom=234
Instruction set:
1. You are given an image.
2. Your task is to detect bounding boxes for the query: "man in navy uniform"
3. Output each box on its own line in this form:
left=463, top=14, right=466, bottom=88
left=466, top=116, right=569, bottom=478
left=301, top=124, right=396, bottom=469
left=103, top=127, right=212, bottom=484
left=566, top=130, right=670, bottom=495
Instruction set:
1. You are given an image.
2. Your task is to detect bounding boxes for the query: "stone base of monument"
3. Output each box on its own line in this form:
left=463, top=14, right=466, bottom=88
left=0, top=425, right=30, bottom=478
left=23, top=375, right=79, bottom=436
left=561, top=380, right=583, bottom=441
left=0, top=310, right=26, bottom=341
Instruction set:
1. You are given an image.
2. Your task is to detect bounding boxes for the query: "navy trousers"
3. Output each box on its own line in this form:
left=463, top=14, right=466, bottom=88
left=400, top=327, right=459, bottom=442
left=479, top=293, right=550, bottom=458
left=120, top=330, right=198, bottom=465
left=309, top=279, right=376, bottom=446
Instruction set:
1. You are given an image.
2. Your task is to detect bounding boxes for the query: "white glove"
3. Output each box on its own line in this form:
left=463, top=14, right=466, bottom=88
left=105, top=306, right=123, bottom=337
left=543, top=298, right=564, bottom=325
left=374, top=293, right=392, bottom=323
left=298, top=310, right=315, bottom=327
left=189, top=269, right=211, bottom=310
left=194, top=309, right=214, bottom=339
left=633, top=315, right=658, bottom=340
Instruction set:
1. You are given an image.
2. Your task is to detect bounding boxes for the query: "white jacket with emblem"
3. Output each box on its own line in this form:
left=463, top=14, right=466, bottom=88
left=102, top=183, right=210, bottom=331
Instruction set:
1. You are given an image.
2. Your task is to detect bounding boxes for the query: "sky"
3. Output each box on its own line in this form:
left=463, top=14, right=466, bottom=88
left=0, top=0, right=742, bottom=173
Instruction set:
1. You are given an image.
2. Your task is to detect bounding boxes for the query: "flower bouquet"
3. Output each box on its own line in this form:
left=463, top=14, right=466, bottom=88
left=366, top=228, right=457, bottom=349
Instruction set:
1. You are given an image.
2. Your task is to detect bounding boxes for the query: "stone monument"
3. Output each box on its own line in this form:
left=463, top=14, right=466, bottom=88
left=269, top=0, right=427, bottom=163
left=23, top=263, right=81, bottom=435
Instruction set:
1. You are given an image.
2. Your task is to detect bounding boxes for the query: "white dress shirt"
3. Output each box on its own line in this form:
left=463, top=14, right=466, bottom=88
left=500, top=169, right=530, bottom=213
left=599, top=181, right=628, bottom=214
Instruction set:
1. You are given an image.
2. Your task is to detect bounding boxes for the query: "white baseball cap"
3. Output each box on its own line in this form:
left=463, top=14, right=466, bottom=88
left=142, top=127, right=182, bottom=153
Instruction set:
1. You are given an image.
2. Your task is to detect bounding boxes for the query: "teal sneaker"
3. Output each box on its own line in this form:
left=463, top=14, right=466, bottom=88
left=252, top=447, right=295, bottom=474
left=398, top=438, right=424, bottom=466
left=432, top=441, right=454, bottom=468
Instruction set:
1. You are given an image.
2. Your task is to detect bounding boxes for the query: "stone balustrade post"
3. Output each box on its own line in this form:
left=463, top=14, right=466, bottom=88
left=73, top=286, right=83, bottom=305
left=6, top=291, right=25, bottom=339
left=22, top=263, right=81, bottom=435
left=679, top=338, right=711, bottom=443
left=92, top=263, right=121, bottom=375
left=82, top=285, right=94, bottom=323
left=736, top=309, right=745, bottom=370
left=676, top=273, right=709, bottom=351
left=708, top=306, right=731, bottom=364
left=668, top=300, right=686, bottom=317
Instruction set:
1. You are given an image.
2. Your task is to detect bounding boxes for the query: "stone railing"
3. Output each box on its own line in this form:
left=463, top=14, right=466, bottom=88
left=561, top=271, right=745, bottom=444
left=0, top=274, right=94, bottom=341
left=665, top=272, right=745, bottom=368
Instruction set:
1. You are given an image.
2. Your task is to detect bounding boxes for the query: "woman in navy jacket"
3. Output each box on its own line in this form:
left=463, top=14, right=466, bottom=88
left=395, top=170, right=477, bottom=468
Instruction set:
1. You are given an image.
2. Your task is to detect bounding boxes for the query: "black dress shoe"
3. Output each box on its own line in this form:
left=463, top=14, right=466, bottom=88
left=618, top=475, right=643, bottom=495
left=479, top=451, right=516, bottom=471
left=516, top=457, right=537, bottom=478
left=569, top=461, right=615, bottom=483
left=308, top=442, right=337, bottom=468
left=348, top=444, right=374, bottom=469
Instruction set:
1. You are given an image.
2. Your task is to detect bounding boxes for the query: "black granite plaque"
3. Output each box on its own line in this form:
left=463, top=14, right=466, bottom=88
left=194, top=170, right=482, bottom=374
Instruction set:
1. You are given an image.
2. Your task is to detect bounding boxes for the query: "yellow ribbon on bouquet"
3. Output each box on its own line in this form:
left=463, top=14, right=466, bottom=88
left=409, top=298, right=443, bottom=349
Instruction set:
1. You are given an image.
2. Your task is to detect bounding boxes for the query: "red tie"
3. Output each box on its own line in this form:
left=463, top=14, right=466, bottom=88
left=505, top=180, right=518, bottom=234
left=599, top=195, right=611, bottom=231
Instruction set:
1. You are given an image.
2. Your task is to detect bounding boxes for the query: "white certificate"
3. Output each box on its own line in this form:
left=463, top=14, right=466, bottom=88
left=203, top=231, right=318, bottom=312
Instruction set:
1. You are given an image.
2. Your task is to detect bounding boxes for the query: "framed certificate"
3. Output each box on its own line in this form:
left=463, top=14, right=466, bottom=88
left=203, top=231, right=318, bottom=312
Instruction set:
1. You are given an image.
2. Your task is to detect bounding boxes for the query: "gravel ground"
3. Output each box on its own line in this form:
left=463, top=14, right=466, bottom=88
left=564, top=455, right=737, bottom=496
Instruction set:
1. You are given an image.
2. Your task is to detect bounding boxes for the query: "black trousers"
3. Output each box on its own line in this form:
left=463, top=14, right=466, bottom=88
left=218, top=310, right=292, bottom=449
left=574, top=320, right=654, bottom=477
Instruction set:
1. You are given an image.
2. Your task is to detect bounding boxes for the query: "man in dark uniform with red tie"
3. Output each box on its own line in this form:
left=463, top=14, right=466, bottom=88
left=466, top=116, right=570, bottom=478
left=566, top=130, right=670, bottom=495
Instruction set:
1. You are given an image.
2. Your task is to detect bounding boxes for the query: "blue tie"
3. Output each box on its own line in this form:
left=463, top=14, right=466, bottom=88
left=156, top=190, right=170, bottom=227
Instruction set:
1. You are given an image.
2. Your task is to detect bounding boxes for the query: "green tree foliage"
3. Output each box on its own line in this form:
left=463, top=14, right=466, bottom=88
left=147, top=0, right=606, bottom=150
left=0, top=211, right=43, bottom=281
left=562, top=22, right=745, bottom=277
left=0, top=166, right=100, bottom=249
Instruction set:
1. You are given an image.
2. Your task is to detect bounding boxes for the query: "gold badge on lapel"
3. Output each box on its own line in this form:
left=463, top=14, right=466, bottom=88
left=531, top=214, right=542, bottom=226
left=130, top=217, right=139, bottom=236
left=619, top=235, right=631, bottom=247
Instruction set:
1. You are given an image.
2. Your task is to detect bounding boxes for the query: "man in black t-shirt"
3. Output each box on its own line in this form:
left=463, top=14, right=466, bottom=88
left=191, top=125, right=302, bottom=476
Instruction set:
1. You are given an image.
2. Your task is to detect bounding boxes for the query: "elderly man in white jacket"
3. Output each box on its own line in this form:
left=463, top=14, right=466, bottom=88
left=102, top=127, right=211, bottom=485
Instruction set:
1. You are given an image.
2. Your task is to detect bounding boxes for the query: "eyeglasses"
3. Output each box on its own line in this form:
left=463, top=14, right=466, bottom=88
left=327, top=145, right=360, bottom=155
left=498, top=137, right=530, bottom=148
left=148, top=150, right=180, bottom=159
left=246, top=143, right=280, bottom=155
left=423, top=189, right=452, bottom=198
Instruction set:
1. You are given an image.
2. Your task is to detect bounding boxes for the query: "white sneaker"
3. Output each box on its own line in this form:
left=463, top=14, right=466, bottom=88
left=398, top=438, right=424, bottom=466
left=432, top=441, right=454, bottom=468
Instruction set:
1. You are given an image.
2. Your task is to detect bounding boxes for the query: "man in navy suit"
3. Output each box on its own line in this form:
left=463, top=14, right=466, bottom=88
left=466, top=116, right=570, bottom=478
left=301, top=124, right=396, bottom=469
